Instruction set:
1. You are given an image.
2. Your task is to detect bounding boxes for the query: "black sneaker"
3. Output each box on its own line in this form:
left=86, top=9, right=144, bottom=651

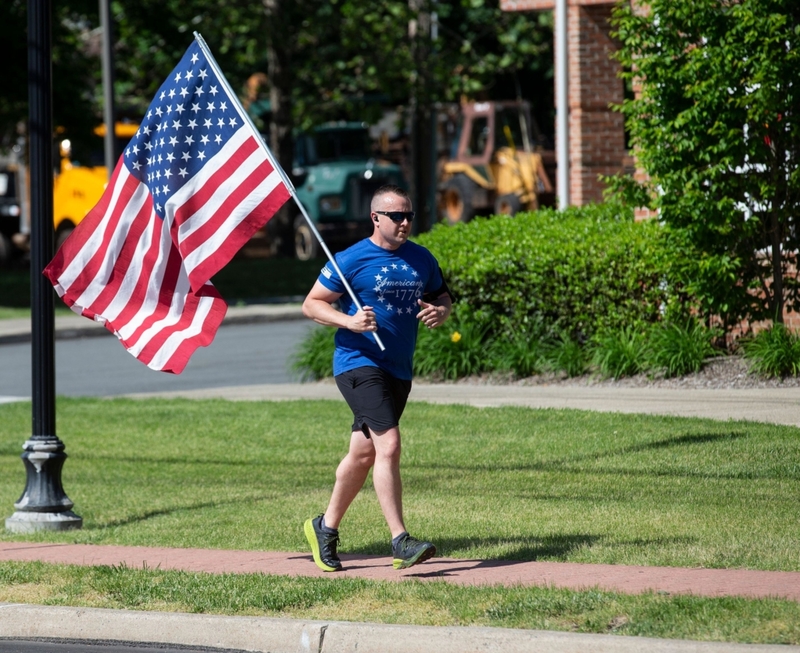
left=392, top=532, right=436, bottom=570
left=304, top=514, right=342, bottom=572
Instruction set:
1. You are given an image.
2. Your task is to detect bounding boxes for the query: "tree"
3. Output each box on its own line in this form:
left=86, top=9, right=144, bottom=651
left=0, top=0, right=101, bottom=159
left=0, top=0, right=553, bottom=209
left=613, top=0, right=800, bottom=332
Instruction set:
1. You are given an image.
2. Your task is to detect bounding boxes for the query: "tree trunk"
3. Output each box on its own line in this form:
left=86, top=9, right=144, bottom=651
left=263, top=0, right=296, bottom=255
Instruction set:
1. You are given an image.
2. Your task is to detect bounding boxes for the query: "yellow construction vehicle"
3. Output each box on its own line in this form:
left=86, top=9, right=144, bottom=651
left=52, top=121, right=138, bottom=250
left=438, top=100, right=554, bottom=225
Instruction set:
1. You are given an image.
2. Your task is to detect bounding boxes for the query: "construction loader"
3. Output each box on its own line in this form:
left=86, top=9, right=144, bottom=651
left=438, top=100, right=554, bottom=225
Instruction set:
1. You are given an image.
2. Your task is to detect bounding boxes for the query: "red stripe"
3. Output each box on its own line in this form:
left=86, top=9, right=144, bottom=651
left=157, top=286, right=227, bottom=374
left=171, top=136, right=260, bottom=233
left=43, top=158, right=126, bottom=285
left=44, top=162, right=137, bottom=309
left=102, top=212, right=165, bottom=336
left=188, top=180, right=290, bottom=287
left=118, top=242, right=183, bottom=352
left=179, top=157, right=275, bottom=256
left=83, top=194, right=155, bottom=318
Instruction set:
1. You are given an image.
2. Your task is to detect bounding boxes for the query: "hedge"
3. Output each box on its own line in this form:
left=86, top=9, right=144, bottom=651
left=413, top=202, right=683, bottom=342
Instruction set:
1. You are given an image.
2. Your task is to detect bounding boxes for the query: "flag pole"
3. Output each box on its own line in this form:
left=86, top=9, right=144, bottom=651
left=193, top=32, right=385, bottom=352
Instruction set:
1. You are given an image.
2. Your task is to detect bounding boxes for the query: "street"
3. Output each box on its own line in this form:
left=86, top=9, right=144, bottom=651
left=0, top=319, right=317, bottom=400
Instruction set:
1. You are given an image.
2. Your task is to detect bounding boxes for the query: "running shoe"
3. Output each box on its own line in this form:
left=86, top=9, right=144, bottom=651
left=392, top=532, right=436, bottom=570
left=304, top=514, right=342, bottom=572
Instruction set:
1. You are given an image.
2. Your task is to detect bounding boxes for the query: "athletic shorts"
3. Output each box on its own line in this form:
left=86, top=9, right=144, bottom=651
left=335, top=366, right=412, bottom=438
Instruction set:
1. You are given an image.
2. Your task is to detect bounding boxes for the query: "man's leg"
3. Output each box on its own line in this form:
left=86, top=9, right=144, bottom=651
left=368, top=426, right=406, bottom=539
left=322, top=429, right=376, bottom=529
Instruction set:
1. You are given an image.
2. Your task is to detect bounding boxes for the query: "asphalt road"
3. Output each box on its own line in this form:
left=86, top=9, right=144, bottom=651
left=0, top=320, right=317, bottom=399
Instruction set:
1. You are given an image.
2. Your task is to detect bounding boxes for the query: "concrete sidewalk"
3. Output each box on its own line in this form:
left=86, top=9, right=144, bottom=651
left=5, top=303, right=800, bottom=426
left=1, top=541, right=799, bottom=653
left=123, top=380, right=800, bottom=427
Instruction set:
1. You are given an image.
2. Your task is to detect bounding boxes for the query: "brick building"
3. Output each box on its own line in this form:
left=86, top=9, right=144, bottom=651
left=501, top=0, right=632, bottom=206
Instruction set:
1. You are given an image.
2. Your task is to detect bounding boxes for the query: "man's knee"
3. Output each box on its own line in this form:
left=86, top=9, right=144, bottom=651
left=372, top=430, right=402, bottom=461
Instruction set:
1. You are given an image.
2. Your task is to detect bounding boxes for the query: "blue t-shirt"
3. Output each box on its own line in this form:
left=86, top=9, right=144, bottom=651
left=317, top=238, right=445, bottom=380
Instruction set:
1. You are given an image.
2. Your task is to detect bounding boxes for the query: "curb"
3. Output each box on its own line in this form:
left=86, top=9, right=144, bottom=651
left=0, top=604, right=796, bottom=653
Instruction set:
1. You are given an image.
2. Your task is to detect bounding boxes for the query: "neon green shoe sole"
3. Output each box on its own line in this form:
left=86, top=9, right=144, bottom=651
left=304, top=516, right=342, bottom=572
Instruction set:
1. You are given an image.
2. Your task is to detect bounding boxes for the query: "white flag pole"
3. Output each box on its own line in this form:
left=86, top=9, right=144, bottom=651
left=193, top=32, right=385, bottom=351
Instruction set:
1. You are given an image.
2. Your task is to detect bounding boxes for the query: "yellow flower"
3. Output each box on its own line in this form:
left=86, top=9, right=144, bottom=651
left=451, top=331, right=462, bottom=343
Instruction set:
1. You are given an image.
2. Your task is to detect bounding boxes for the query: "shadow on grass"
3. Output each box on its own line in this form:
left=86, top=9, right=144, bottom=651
left=417, top=431, right=790, bottom=480
left=88, top=494, right=273, bottom=530
left=349, top=533, right=602, bottom=561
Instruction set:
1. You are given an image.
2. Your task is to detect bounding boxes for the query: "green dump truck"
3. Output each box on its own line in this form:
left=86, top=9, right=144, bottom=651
left=282, top=122, right=407, bottom=260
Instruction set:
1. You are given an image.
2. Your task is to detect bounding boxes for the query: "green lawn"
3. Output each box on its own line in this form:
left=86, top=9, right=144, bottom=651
left=1, top=398, right=799, bottom=644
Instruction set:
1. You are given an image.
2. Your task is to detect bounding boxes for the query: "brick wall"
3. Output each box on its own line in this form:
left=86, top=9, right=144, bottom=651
left=568, top=3, right=627, bottom=205
left=502, top=0, right=629, bottom=206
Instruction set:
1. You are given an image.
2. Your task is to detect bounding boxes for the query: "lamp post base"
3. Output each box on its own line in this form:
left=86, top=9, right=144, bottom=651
left=6, top=510, right=83, bottom=533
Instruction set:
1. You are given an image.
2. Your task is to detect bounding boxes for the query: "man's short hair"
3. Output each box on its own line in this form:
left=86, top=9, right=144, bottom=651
left=372, top=185, right=410, bottom=209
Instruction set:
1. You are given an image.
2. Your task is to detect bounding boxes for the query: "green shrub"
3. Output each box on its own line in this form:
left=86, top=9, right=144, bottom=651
left=414, top=202, right=685, bottom=344
left=486, top=320, right=551, bottom=378
left=541, top=332, right=588, bottom=377
left=590, top=327, right=649, bottom=379
left=741, top=324, right=800, bottom=378
left=290, top=326, right=335, bottom=381
left=414, top=305, right=488, bottom=380
left=647, top=320, right=720, bottom=378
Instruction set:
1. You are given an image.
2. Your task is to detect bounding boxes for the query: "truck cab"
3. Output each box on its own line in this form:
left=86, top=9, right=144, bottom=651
left=289, top=122, right=407, bottom=260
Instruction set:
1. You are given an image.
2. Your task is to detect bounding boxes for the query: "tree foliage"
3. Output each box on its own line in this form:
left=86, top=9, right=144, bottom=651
left=0, top=0, right=100, bottom=158
left=257, top=0, right=552, bottom=132
left=0, top=1, right=552, bottom=175
left=613, top=0, right=800, bottom=331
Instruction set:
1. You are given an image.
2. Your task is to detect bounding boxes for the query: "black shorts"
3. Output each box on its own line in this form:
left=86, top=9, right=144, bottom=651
left=335, top=366, right=412, bottom=438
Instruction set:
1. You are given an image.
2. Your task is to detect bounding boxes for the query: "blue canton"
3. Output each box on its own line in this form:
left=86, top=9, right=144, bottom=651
left=123, top=41, right=238, bottom=220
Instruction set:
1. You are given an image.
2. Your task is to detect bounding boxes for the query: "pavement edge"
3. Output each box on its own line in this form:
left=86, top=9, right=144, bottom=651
left=1, top=604, right=797, bottom=653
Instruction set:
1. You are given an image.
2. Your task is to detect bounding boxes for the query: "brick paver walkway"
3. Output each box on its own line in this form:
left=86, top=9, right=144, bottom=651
left=1, top=542, right=798, bottom=602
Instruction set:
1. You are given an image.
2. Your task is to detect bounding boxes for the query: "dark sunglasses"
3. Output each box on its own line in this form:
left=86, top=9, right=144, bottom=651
left=374, top=210, right=415, bottom=223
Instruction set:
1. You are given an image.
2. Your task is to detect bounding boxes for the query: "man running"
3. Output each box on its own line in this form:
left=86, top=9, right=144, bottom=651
left=301, top=184, right=453, bottom=572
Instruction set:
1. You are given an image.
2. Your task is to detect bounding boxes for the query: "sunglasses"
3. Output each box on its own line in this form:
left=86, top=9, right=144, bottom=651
left=374, top=210, right=415, bottom=223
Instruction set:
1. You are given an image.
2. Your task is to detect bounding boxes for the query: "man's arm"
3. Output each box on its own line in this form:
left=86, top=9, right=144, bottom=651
left=302, top=280, right=378, bottom=333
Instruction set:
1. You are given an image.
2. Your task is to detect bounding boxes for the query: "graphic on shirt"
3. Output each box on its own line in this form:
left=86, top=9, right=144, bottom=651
left=372, top=263, right=423, bottom=315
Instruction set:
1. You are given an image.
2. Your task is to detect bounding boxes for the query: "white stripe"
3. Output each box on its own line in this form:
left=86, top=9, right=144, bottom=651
left=164, top=127, right=252, bottom=229
left=74, top=180, right=152, bottom=313
left=100, top=208, right=160, bottom=324
left=182, top=167, right=283, bottom=274
left=175, top=136, right=270, bottom=244
left=145, top=292, right=216, bottom=371
left=114, top=218, right=175, bottom=342
left=55, top=167, right=136, bottom=296
left=124, top=265, right=191, bottom=357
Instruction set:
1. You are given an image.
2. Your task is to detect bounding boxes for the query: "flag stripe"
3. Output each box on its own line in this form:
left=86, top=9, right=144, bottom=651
left=180, top=161, right=285, bottom=277
left=43, top=39, right=290, bottom=374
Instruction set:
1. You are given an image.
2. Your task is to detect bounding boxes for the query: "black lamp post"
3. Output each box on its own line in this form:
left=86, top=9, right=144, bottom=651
left=5, top=0, right=81, bottom=533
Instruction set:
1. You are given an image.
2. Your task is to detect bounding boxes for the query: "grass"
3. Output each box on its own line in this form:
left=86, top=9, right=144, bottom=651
left=1, top=561, right=799, bottom=643
left=1, top=398, right=799, bottom=643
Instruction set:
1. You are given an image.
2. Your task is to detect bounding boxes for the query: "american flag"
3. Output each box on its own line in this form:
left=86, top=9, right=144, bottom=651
left=44, top=38, right=291, bottom=374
